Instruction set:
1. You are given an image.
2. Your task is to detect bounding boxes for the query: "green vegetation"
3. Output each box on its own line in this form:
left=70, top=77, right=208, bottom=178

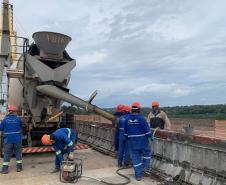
left=62, top=104, right=226, bottom=120
left=142, top=104, right=226, bottom=120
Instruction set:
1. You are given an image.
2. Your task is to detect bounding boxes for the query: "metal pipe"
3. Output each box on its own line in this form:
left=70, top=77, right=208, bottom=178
left=47, top=111, right=63, bottom=122
left=47, top=106, right=72, bottom=122
left=36, top=85, right=115, bottom=121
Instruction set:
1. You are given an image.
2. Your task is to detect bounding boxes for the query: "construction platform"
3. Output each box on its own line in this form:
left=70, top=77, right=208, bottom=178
left=0, top=148, right=160, bottom=185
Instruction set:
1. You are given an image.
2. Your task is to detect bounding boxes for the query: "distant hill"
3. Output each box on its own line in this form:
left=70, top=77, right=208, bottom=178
left=142, top=104, right=226, bottom=120
left=62, top=104, right=226, bottom=120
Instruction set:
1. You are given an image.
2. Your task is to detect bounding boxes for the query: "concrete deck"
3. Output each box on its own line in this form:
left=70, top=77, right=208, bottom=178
left=0, top=148, right=160, bottom=185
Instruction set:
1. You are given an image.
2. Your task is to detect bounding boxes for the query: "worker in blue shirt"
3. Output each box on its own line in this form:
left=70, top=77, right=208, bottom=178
left=0, top=105, right=23, bottom=174
left=124, top=102, right=152, bottom=181
left=118, top=105, right=131, bottom=167
left=113, top=104, right=124, bottom=151
left=41, top=128, right=76, bottom=172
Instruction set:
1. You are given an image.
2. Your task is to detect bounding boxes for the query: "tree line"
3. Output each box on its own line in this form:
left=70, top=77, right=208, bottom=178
left=61, top=104, right=226, bottom=120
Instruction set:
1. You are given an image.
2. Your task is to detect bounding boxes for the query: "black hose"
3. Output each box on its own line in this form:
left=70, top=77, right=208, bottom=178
left=81, top=128, right=158, bottom=185
left=100, top=167, right=131, bottom=185
left=82, top=167, right=131, bottom=185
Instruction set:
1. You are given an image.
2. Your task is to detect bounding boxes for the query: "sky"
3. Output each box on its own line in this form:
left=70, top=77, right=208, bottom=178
left=9, top=0, right=226, bottom=107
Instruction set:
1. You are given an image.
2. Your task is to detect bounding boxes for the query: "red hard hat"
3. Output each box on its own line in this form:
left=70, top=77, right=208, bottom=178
left=117, top=104, right=124, bottom=112
left=123, top=105, right=131, bottom=113
left=41, top=134, right=53, bottom=145
left=8, top=105, right=18, bottom=111
left=152, top=101, right=159, bottom=107
left=132, top=102, right=141, bottom=109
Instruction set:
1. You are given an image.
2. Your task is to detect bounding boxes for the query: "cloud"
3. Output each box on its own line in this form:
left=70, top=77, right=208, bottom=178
left=9, top=0, right=226, bottom=107
left=76, top=51, right=107, bottom=69
left=130, top=83, right=192, bottom=97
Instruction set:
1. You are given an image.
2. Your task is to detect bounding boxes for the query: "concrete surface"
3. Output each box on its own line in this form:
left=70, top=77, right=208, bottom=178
left=0, top=148, right=160, bottom=185
left=77, top=122, right=226, bottom=185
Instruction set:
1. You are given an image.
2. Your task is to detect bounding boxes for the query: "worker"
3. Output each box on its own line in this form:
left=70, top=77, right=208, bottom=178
left=0, top=105, right=23, bottom=174
left=147, top=101, right=171, bottom=129
left=118, top=105, right=131, bottom=167
left=41, top=128, right=76, bottom=173
left=124, top=102, right=153, bottom=181
left=113, top=104, right=124, bottom=151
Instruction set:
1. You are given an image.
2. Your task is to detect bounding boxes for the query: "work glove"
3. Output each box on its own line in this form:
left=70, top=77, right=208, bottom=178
left=148, top=135, right=155, bottom=143
left=149, top=127, right=159, bottom=143
left=68, top=152, right=75, bottom=161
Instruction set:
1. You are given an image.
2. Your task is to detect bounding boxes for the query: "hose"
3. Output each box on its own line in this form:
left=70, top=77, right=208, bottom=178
left=80, top=128, right=158, bottom=184
left=79, top=123, right=159, bottom=185
left=81, top=167, right=131, bottom=185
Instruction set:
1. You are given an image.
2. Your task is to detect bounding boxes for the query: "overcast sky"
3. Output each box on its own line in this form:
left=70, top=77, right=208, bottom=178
left=10, top=0, right=226, bottom=107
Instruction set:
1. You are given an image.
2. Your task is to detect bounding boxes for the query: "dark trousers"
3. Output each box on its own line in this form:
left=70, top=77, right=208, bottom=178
left=3, top=142, right=22, bottom=166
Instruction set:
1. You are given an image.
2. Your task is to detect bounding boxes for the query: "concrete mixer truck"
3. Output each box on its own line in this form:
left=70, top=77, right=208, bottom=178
left=0, top=0, right=115, bottom=153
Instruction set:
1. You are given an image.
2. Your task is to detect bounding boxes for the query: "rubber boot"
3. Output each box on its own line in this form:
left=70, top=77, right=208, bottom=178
left=143, top=168, right=151, bottom=177
left=123, top=162, right=129, bottom=167
left=135, top=176, right=142, bottom=181
left=1, top=165, right=9, bottom=174
left=16, top=163, right=23, bottom=172
left=118, top=161, right=122, bottom=168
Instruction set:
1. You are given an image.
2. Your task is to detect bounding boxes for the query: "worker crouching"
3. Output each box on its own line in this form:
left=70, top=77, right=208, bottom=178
left=124, top=102, right=153, bottom=181
left=0, top=105, right=23, bottom=174
left=41, top=128, right=76, bottom=172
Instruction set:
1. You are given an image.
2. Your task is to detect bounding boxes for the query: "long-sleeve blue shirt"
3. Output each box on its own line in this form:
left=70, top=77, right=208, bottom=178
left=124, top=113, right=152, bottom=150
left=52, top=128, right=76, bottom=163
left=113, top=112, right=124, bottom=128
left=118, top=113, right=130, bottom=141
left=0, top=114, right=22, bottom=144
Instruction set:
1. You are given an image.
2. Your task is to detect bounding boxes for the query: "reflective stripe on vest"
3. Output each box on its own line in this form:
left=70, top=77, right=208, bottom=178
left=144, top=131, right=151, bottom=135
left=133, top=163, right=142, bottom=167
left=3, top=162, right=9, bottom=166
left=16, top=160, right=22, bottom=164
left=4, top=131, right=21, bottom=135
left=68, top=141, right=73, bottom=147
left=56, top=150, right=61, bottom=155
left=66, top=128, right=73, bottom=147
left=67, top=128, right=71, bottom=138
left=128, top=134, right=145, bottom=138
left=143, top=157, right=151, bottom=159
